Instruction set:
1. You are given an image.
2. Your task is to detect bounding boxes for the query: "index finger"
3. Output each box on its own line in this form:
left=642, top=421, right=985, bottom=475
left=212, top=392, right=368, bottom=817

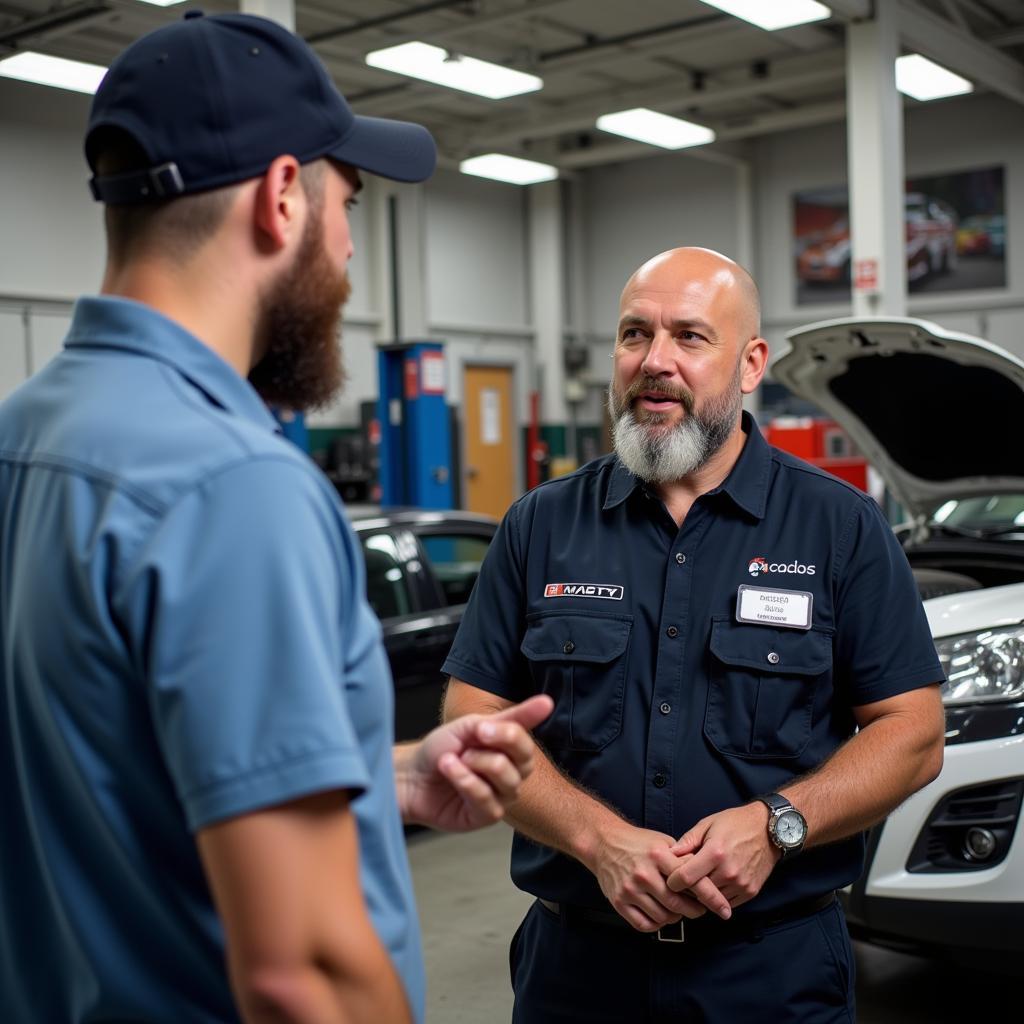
left=683, top=874, right=731, bottom=920
left=488, top=694, right=554, bottom=731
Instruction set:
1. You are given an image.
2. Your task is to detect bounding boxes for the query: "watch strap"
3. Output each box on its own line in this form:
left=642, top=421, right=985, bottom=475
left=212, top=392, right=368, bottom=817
left=756, top=792, right=791, bottom=814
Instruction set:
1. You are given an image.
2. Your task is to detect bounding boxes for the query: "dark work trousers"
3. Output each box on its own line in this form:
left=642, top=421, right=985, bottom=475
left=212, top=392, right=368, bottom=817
left=510, top=898, right=856, bottom=1024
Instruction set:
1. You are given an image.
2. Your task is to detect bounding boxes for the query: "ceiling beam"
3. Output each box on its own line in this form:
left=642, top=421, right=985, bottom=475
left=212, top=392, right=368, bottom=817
left=824, top=0, right=874, bottom=20
left=552, top=99, right=847, bottom=169
left=898, top=0, right=1024, bottom=106
left=439, top=59, right=845, bottom=152
left=0, top=0, right=110, bottom=51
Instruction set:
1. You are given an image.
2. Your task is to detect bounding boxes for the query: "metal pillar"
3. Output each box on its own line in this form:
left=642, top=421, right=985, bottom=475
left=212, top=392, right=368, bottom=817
left=528, top=180, right=568, bottom=439
left=240, top=0, right=295, bottom=32
left=846, top=4, right=907, bottom=316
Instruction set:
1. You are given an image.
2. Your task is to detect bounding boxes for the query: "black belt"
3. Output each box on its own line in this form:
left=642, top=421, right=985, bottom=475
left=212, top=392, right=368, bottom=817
left=537, top=891, right=836, bottom=945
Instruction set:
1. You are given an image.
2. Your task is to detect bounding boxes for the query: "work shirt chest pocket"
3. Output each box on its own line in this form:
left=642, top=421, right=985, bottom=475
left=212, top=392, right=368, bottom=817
left=520, top=611, right=632, bottom=752
left=704, top=617, right=833, bottom=760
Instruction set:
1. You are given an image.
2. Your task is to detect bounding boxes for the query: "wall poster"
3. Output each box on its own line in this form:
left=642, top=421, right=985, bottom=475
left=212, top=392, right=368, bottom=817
left=793, top=166, right=1005, bottom=305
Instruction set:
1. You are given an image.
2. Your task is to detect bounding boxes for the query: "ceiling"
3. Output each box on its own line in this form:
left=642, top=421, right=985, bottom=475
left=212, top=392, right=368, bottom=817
left=3, top=0, right=1024, bottom=172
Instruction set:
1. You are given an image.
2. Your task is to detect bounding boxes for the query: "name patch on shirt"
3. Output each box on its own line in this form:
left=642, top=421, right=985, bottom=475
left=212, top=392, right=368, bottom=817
left=735, top=585, right=813, bottom=630
left=544, top=583, right=624, bottom=600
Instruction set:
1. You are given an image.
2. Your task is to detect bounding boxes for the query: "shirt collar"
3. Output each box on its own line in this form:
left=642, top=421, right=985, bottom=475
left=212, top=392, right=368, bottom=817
left=602, top=411, right=770, bottom=520
left=64, top=296, right=282, bottom=434
left=708, top=411, right=770, bottom=520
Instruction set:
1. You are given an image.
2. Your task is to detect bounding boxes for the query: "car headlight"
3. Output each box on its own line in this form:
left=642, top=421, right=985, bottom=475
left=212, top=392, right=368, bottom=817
left=935, top=627, right=1024, bottom=706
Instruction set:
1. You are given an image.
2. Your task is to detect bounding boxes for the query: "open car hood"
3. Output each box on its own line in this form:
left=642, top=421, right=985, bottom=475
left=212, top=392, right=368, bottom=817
left=772, top=316, right=1024, bottom=519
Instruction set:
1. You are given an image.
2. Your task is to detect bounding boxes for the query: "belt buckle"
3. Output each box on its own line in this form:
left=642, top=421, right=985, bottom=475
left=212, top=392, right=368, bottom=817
left=657, top=920, right=685, bottom=943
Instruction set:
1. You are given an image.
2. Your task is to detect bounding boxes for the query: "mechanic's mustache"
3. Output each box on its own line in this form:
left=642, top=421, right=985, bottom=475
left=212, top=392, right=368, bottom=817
left=622, top=375, right=695, bottom=414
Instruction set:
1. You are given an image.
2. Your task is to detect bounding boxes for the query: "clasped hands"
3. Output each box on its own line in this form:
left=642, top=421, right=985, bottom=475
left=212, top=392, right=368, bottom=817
left=592, top=803, right=781, bottom=933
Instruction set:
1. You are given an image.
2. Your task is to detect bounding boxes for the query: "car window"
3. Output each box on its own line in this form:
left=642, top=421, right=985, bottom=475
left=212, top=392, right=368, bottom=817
left=418, top=532, right=492, bottom=607
left=931, top=494, right=1024, bottom=530
left=361, top=531, right=414, bottom=619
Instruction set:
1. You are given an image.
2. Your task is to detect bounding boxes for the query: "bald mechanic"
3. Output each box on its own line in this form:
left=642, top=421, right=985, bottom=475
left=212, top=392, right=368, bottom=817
left=443, top=247, right=946, bottom=1022
left=0, top=13, right=551, bottom=1024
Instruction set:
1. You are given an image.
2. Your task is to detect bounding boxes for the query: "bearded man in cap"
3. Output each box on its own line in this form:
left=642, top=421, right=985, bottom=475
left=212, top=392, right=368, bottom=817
left=0, top=12, right=550, bottom=1024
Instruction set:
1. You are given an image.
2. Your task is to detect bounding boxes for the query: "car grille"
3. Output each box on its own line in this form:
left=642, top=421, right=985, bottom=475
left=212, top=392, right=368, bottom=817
left=907, top=778, right=1023, bottom=872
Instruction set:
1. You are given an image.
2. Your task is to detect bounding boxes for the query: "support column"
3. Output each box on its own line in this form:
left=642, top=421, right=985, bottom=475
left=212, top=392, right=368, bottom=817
left=240, top=0, right=294, bottom=31
left=389, top=185, right=429, bottom=340
left=846, top=5, right=906, bottom=316
left=528, top=180, right=568, bottom=453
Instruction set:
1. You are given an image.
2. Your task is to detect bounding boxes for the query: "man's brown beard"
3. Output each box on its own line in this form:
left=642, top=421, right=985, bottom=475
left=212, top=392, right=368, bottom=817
left=248, top=211, right=351, bottom=412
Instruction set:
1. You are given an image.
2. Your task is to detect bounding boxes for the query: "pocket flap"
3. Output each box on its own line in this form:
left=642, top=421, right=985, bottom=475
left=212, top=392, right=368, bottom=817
left=521, top=612, right=632, bottom=664
left=710, top=618, right=832, bottom=676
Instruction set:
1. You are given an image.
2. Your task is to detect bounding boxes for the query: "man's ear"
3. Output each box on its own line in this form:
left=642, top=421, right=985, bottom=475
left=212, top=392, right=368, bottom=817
left=741, top=337, right=770, bottom=394
left=253, top=155, right=304, bottom=252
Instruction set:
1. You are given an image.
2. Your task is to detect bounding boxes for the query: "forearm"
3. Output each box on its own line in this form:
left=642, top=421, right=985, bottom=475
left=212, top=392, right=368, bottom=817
left=234, top=954, right=411, bottom=1024
left=199, top=793, right=413, bottom=1024
left=783, top=693, right=944, bottom=848
left=501, top=745, right=630, bottom=873
left=442, top=678, right=629, bottom=871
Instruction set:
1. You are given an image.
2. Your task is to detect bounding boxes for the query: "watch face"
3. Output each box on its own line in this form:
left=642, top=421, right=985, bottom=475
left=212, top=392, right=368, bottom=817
left=775, top=809, right=807, bottom=848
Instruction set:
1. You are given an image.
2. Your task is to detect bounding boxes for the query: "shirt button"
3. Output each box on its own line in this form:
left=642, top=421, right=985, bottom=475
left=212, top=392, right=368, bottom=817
left=675, top=553, right=686, bottom=565
left=659, top=702, right=672, bottom=715
left=666, top=626, right=678, bottom=638
left=653, top=772, right=667, bottom=788
left=767, top=651, right=780, bottom=665
left=563, top=640, right=575, bottom=654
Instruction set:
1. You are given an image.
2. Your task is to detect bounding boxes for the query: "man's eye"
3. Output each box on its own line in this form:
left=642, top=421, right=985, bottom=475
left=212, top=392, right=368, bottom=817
left=621, top=328, right=644, bottom=340
left=345, top=198, right=360, bottom=211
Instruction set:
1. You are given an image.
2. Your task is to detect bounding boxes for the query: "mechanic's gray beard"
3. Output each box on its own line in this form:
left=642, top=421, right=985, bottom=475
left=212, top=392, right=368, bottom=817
left=609, top=370, right=743, bottom=484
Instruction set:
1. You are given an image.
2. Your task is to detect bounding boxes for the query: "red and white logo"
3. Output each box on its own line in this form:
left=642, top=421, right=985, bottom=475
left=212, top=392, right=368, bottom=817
left=544, top=583, right=624, bottom=600
left=748, top=555, right=816, bottom=578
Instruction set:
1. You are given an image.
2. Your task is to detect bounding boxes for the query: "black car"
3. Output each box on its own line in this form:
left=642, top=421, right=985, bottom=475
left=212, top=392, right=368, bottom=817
left=348, top=505, right=498, bottom=741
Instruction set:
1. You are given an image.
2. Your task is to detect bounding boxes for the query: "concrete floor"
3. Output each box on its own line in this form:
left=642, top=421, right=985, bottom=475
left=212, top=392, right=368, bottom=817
left=407, top=825, right=1016, bottom=1023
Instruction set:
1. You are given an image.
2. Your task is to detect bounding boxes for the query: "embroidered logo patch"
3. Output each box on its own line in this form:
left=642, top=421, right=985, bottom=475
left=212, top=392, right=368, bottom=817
left=748, top=555, right=816, bottom=578
left=544, top=583, right=624, bottom=600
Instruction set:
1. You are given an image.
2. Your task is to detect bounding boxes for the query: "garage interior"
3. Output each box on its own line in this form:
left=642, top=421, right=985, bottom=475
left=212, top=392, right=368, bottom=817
left=2, top=1, right=1024, bottom=1020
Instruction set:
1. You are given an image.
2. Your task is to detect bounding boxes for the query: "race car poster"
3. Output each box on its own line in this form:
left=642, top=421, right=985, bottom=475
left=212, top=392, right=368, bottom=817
left=793, top=166, right=1005, bottom=305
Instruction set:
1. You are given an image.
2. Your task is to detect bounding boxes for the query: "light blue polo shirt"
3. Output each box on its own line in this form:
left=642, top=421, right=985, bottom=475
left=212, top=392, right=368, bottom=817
left=0, top=296, right=425, bottom=1023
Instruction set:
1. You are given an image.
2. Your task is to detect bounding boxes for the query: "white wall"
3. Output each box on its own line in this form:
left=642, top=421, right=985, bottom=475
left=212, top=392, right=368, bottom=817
left=425, top=168, right=529, bottom=330
left=0, top=79, right=105, bottom=300
left=577, top=153, right=744, bottom=340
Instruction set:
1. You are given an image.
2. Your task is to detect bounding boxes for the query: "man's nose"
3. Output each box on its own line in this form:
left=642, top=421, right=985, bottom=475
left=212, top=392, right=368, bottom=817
left=641, top=332, right=675, bottom=377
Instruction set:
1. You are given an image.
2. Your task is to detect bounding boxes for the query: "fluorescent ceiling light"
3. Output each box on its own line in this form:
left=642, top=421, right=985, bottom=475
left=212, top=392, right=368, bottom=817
left=0, top=51, right=106, bottom=94
left=699, top=0, right=830, bottom=31
left=596, top=108, right=715, bottom=150
left=895, top=53, right=973, bottom=101
left=366, top=41, right=542, bottom=99
left=460, top=154, right=557, bottom=185
left=133, top=0, right=188, bottom=7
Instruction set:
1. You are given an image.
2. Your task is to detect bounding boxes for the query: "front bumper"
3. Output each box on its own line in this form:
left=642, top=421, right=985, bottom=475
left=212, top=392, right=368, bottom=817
left=845, top=732, right=1024, bottom=961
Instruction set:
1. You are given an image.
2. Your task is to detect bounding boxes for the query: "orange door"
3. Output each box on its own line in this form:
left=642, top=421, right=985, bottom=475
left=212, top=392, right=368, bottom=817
left=463, top=365, right=516, bottom=519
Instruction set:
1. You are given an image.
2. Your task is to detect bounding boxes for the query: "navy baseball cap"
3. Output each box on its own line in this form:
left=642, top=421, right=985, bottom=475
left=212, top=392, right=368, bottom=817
left=86, top=11, right=436, bottom=204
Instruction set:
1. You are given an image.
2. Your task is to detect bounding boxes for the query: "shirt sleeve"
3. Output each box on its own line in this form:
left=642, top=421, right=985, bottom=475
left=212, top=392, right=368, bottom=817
left=441, top=502, right=532, bottom=701
left=833, top=497, right=944, bottom=706
left=114, top=456, right=370, bottom=831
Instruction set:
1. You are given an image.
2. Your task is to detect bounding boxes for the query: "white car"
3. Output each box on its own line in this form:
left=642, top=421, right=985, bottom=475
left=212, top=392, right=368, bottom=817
left=774, top=316, right=1024, bottom=970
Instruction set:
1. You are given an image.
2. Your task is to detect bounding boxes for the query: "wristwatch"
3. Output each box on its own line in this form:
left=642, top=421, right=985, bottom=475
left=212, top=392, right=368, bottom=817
left=756, top=793, right=807, bottom=858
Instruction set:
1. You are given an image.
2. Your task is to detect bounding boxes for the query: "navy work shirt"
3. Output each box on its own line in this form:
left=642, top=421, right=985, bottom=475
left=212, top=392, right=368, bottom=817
left=443, top=413, right=942, bottom=915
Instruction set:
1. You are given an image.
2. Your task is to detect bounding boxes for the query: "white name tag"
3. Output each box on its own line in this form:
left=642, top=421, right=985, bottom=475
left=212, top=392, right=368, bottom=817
left=736, top=585, right=813, bottom=630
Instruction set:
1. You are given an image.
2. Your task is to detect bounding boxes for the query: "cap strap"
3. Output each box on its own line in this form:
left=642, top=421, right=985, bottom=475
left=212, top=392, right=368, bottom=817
left=89, top=162, right=186, bottom=204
